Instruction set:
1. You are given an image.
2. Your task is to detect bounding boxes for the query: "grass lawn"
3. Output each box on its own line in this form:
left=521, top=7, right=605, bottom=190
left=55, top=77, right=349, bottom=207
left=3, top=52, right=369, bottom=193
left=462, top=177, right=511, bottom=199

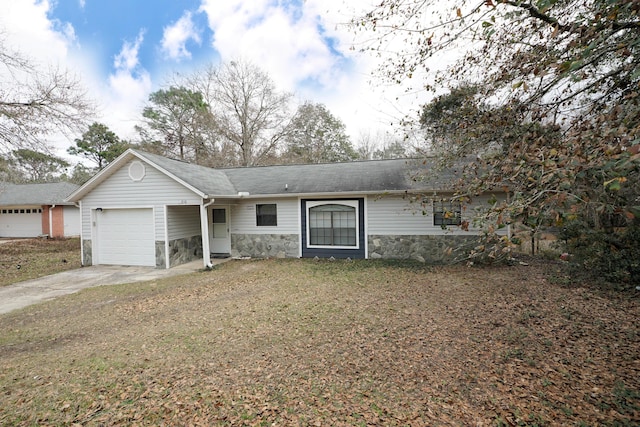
left=0, top=244, right=638, bottom=425
left=0, top=238, right=81, bottom=287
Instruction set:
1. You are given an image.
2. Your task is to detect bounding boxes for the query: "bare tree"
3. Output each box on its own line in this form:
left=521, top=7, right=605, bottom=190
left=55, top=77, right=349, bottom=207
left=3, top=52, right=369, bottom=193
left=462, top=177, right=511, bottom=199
left=185, top=60, right=293, bottom=166
left=0, top=33, right=94, bottom=153
left=357, top=130, right=412, bottom=160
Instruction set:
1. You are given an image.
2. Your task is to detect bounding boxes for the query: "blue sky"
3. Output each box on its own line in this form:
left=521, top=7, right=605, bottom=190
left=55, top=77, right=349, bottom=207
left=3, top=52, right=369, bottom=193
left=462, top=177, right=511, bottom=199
left=1, top=0, right=417, bottom=158
left=52, top=0, right=216, bottom=77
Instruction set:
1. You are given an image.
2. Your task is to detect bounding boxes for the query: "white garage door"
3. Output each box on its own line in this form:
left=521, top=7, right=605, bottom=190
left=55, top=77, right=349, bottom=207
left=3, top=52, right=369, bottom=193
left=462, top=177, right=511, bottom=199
left=96, top=208, right=155, bottom=266
left=0, top=207, right=42, bottom=238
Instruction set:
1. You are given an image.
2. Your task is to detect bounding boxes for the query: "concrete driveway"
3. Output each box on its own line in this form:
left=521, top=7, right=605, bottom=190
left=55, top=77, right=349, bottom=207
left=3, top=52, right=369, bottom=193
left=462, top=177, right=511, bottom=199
left=0, top=260, right=222, bottom=315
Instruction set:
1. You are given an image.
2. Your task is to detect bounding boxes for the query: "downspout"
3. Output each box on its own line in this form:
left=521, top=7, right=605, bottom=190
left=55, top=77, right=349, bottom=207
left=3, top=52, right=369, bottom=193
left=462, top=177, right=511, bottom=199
left=48, top=204, right=56, bottom=238
left=200, top=198, right=215, bottom=269
left=74, top=201, right=84, bottom=266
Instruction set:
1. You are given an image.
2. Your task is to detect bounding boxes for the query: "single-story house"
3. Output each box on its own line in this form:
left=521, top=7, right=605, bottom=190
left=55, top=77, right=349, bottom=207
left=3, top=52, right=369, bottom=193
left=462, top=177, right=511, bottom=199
left=66, top=149, right=506, bottom=269
left=0, top=182, right=80, bottom=238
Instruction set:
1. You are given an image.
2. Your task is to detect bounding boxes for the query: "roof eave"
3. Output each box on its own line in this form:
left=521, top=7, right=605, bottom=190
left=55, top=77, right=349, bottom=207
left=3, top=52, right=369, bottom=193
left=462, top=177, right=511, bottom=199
left=209, top=189, right=449, bottom=199
left=66, top=149, right=210, bottom=202
left=65, top=149, right=139, bottom=202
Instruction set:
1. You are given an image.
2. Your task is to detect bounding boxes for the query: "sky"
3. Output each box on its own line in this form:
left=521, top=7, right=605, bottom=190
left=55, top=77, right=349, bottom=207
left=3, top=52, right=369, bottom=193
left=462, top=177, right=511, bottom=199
left=0, top=0, right=425, bottom=161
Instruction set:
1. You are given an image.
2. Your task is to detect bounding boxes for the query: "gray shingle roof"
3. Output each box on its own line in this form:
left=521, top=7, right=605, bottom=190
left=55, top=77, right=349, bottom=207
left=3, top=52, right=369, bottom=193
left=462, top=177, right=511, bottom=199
left=0, top=182, right=79, bottom=206
left=221, top=159, right=433, bottom=195
left=135, top=150, right=463, bottom=196
left=68, top=149, right=465, bottom=202
left=137, top=151, right=237, bottom=195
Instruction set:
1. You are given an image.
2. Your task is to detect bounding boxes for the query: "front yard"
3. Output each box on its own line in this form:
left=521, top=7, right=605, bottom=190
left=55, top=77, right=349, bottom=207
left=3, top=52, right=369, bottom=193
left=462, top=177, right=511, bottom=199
left=0, top=238, right=81, bottom=287
left=0, top=244, right=638, bottom=425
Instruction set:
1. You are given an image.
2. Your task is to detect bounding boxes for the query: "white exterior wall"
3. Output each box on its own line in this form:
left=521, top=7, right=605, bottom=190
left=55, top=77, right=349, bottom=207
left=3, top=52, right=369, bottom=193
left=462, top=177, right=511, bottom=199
left=230, top=198, right=299, bottom=234
left=63, top=205, right=81, bottom=237
left=229, top=194, right=506, bottom=238
left=167, top=205, right=200, bottom=240
left=367, top=194, right=504, bottom=236
left=0, top=206, right=42, bottom=237
left=80, top=160, right=201, bottom=241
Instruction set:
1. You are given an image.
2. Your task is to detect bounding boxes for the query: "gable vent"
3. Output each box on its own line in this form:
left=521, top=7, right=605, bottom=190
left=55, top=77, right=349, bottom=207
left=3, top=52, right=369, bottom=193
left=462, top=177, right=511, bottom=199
left=128, top=161, right=146, bottom=182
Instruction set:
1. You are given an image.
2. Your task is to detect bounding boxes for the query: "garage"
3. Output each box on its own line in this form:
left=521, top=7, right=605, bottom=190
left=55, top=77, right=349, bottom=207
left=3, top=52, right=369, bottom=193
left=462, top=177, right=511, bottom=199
left=0, top=207, right=43, bottom=238
left=96, top=208, right=155, bottom=266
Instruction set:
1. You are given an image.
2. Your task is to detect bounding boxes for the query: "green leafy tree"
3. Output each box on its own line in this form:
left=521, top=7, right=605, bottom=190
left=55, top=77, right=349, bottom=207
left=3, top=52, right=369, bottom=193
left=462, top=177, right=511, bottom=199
left=355, top=1, right=640, bottom=284
left=68, top=122, right=128, bottom=170
left=283, top=102, right=357, bottom=164
left=137, top=86, right=212, bottom=164
left=63, top=163, right=95, bottom=185
left=9, top=149, right=70, bottom=183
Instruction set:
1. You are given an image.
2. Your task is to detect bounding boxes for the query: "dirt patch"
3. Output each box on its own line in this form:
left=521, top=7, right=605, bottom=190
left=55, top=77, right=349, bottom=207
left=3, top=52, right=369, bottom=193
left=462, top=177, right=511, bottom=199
left=0, top=258, right=638, bottom=425
left=0, top=238, right=81, bottom=287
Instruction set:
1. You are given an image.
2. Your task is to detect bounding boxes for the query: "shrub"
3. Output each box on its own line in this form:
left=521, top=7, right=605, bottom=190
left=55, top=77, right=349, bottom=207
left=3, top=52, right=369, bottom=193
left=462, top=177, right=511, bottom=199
left=561, top=222, right=640, bottom=290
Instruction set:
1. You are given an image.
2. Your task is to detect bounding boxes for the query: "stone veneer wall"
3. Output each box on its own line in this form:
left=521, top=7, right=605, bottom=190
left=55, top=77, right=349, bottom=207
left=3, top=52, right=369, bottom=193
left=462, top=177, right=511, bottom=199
left=167, top=235, right=203, bottom=267
left=83, top=237, right=201, bottom=269
left=231, top=234, right=299, bottom=258
left=368, top=234, right=478, bottom=263
left=82, top=239, right=92, bottom=266
left=155, top=241, right=166, bottom=268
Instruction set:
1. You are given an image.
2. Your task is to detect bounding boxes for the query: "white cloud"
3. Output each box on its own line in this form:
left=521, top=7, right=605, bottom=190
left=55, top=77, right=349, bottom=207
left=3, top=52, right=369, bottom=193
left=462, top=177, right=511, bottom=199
left=0, top=0, right=70, bottom=63
left=161, top=11, right=201, bottom=61
left=198, top=0, right=408, bottom=141
left=198, top=0, right=347, bottom=91
left=106, top=31, right=152, bottom=140
left=114, top=30, right=145, bottom=72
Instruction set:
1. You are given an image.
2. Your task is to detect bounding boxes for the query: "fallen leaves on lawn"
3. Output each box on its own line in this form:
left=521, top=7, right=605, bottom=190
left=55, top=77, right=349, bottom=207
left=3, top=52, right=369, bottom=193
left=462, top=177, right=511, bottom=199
left=0, top=238, right=81, bottom=287
left=0, top=258, right=638, bottom=426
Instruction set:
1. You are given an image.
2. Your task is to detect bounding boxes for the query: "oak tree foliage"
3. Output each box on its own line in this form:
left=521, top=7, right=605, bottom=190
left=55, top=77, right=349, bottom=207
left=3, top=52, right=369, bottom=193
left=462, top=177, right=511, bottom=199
left=356, top=0, right=640, bottom=283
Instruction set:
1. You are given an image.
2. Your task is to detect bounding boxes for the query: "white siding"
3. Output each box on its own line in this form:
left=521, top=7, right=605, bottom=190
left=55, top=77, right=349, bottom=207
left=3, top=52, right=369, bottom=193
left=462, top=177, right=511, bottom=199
left=230, top=198, right=299, bottom=234
left=63, top=205, right=80, bottom=237
left=167, top=205, right=200, bottom=240
left=80, top=160, right=202, bottom=240
left=367, top=194, right=505, bottom=236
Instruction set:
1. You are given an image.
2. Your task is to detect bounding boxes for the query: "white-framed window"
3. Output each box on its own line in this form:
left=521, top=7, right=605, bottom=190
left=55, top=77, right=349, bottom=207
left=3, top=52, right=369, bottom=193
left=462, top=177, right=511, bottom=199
left=433, top=199, right=462, bottom=227
left=307, top=200, right=359, bottom=248
left=256, top=203, right=277, bottom=226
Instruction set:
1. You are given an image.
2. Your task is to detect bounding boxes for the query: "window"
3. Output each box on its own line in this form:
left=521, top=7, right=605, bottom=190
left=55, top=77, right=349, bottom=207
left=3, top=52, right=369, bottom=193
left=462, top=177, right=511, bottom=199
left=212, top=208, right=227, bottom=238
left=256, top=204, right=277, bottom=226
left=309, top=203, right=357, bottom=247
left=434, top=200, right=462, bottom=226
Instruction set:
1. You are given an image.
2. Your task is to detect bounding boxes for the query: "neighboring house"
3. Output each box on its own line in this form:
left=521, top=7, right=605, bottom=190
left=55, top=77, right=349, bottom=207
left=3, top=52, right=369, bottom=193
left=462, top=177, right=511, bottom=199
left=66, top=149, right=506, bottom=269
left=0, top=182, right=80, bottom=238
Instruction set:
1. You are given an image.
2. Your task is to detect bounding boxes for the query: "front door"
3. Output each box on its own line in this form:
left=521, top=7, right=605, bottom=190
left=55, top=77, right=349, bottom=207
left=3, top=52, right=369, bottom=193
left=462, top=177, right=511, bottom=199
left=209, top=207, right=230, bottom=256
